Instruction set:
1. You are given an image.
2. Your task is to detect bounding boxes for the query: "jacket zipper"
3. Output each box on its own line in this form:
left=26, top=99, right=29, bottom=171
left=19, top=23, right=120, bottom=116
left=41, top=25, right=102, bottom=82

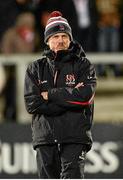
left=54, top=70, right=58, bottom=87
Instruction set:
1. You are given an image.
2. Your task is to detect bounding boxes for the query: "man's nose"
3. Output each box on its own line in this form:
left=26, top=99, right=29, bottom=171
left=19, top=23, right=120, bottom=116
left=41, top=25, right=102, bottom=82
left=58, top=36, right=63, bottom=42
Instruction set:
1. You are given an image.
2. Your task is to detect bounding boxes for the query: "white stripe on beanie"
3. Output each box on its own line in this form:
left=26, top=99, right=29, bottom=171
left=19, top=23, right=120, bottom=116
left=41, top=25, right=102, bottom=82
left=46, top=20, right=70, bottom=29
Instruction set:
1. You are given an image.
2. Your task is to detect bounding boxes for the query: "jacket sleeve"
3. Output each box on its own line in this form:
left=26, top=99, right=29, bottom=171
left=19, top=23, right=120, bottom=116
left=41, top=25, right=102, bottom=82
left=24, top=63, right=66, bottom=115
left=48, top=58, right=97, bottom=110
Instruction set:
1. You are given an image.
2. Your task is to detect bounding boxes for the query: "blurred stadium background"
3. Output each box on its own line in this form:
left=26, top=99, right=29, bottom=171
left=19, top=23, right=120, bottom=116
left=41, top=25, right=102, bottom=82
left=0, top=0, right=123, bottom=178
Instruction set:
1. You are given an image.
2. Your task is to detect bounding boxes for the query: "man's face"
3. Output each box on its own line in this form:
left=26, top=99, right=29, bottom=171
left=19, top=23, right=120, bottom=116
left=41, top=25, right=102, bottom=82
left=47, top=32, right=71, bottom=53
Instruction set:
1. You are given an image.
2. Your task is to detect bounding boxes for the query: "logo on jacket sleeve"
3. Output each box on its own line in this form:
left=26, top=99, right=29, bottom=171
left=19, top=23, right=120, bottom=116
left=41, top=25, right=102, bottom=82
left=38, top=80, right=47, bottom=85
left=65, top=74, right=75, bottom=86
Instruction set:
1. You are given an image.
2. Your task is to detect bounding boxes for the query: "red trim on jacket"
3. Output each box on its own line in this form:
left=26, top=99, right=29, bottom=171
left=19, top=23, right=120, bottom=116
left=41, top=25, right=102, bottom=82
left=67, top=93, right=95, bottom=106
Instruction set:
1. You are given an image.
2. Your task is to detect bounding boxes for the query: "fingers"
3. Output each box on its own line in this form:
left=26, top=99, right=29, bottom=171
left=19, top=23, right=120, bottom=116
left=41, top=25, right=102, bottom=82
left=75, top=82, right=84, bottom=89
left=41, top=92, right=48, bottom=100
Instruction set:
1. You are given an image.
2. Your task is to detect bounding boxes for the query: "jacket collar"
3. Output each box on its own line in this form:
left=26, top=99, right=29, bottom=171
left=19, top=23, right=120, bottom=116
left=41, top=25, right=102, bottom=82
left=43, top=41, right=86, bottom=61
left=43, top=41, right=86, bottom=71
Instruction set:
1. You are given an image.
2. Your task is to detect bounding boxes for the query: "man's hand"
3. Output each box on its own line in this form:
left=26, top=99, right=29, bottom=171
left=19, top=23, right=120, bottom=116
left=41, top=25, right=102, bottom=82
left=75, top=82, right=84, bottom=89
left=41, top=91, right=48, bottom=100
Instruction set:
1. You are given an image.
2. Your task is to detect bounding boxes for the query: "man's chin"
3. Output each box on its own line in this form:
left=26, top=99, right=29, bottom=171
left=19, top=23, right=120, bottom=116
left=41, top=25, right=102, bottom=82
left=57, top=48, right=65, bottom=51
left=57, top=47, right=67, bottom=51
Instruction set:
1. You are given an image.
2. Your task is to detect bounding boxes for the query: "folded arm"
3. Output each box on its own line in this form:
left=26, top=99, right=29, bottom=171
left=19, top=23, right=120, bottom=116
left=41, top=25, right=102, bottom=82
left=24, top=64, right=66, bottom=115
left=48, top=60, right=96, bottom=110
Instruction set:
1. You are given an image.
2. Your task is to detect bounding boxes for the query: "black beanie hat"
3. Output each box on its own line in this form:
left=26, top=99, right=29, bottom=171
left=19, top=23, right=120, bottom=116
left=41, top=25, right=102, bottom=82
left=44, top=11, right=73, bottom=43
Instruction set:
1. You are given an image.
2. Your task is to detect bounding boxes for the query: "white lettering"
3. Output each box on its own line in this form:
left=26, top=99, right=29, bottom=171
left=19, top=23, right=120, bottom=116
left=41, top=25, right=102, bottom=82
left=101, top=142, right=119, bottom=173
left=2, top=143, right=21, bottom=174
left=21, top=143, right=37, bottom=173
left=0, top=142, right=37, bottom=174
left=0, top=141, right=121, bottom=175
left=85, top=142, right=103, bottom=173
left=85, top=142, right=120, bottom=173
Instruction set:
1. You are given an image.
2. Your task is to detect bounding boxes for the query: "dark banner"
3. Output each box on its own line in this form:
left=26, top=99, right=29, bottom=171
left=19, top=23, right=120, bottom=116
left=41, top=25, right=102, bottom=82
left=0, top=122, right=123, bottom=178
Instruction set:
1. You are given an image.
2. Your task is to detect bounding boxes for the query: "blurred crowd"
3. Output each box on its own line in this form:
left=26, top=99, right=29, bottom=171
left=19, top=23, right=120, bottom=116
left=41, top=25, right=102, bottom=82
left=0, top=0, right=123, bottom=52
left=0, top=0, right=123, bottom=121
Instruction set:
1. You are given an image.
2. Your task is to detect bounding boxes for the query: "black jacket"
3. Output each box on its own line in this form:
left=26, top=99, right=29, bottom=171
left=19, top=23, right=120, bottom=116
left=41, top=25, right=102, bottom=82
left=24, top=41, right=97, bottom=151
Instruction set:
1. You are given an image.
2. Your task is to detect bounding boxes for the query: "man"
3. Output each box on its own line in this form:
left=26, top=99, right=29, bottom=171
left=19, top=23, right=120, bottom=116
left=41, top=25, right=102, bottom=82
left=24, top=11, right=97, bottom=179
